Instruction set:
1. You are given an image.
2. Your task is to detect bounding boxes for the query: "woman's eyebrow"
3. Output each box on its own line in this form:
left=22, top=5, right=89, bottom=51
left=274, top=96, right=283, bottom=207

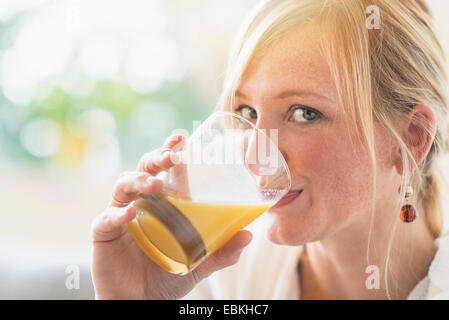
left=277, top=90, right=332, bottom=102
left=235, top=89, right=332, bottom=102
left=235, top=90, right=248, bottom=99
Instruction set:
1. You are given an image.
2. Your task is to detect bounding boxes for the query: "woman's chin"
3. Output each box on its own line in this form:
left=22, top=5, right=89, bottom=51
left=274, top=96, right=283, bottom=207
left=263, top=210, right=310, bottom=246
left=264, top=216, right=298, bottom=245
left=265, top=223, right=282, bottom=244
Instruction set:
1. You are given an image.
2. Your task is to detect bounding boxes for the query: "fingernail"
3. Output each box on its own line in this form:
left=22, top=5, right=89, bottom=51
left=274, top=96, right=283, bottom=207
left=159, top=150, right=171, bottom=161
left=146, top=176, right=158, bottom=183
left=242, top=234, right=252, bottom=246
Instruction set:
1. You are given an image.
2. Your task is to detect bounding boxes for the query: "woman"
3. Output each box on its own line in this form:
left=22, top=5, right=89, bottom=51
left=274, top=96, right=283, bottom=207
left=90, top=0, right=449, bottom=299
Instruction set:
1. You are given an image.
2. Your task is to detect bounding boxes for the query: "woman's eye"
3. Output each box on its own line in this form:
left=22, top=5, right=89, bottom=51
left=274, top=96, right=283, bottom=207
left=234, top=104, right=321, bottom=124
left=234, top=105, right=257, bottom=120
left=288, top=105, right=320, bottom=124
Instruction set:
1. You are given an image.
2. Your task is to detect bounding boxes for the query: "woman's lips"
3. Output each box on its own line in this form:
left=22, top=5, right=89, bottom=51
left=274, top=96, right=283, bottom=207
left=273, top=189, right=302, bottom=208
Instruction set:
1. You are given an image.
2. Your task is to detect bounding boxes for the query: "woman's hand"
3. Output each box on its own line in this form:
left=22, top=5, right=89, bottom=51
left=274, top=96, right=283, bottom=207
left=90, top=134, right=253, bottom=299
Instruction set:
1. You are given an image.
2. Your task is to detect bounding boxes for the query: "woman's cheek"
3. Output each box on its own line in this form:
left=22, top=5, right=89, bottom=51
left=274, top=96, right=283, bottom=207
left=290, top=134, right=342, bottom=184
left=291, top=133, right=370, bottom=213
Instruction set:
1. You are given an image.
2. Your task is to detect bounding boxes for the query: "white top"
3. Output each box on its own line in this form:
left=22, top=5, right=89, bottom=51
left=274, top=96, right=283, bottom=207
left=181, top=215, right=449, bottom=300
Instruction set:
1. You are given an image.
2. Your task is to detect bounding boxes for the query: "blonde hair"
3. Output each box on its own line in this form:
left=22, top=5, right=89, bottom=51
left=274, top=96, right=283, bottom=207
left=215, top=0, right=449, bottom=298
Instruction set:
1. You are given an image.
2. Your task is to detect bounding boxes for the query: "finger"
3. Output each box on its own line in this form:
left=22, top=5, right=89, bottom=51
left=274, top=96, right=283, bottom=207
left=163, top=134, right=186, bottom=151
left=91, top=206, right=138, bottom=243
left=110, top=171, right=163, bottom=208
left=168, top=149, right=191, bottom=199
left=137, top=135, right=186, bottom=175
left=190, top=230, right=253, bottom=282
left=164, top=134, right=191, bottom=198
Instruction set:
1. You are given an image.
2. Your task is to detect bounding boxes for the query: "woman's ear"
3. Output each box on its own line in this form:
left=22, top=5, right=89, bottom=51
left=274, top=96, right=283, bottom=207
left=393, top=104, right=436, bottom=176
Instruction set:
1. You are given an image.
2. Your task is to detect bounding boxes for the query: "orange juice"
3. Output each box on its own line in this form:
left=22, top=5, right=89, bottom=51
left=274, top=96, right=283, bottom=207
left=127, top=193, right=273, bottom=274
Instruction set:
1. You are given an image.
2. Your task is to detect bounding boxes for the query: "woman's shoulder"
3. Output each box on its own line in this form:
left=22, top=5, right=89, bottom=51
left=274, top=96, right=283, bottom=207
left=181, top=215, right=304, bottom=300
left=425, top=232, right=449, bottom=299
left=408, top=231, right=449, bottom=299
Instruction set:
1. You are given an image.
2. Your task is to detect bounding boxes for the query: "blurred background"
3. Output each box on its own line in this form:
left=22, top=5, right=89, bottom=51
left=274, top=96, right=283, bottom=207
left=0, top=0, right=448, bottom=299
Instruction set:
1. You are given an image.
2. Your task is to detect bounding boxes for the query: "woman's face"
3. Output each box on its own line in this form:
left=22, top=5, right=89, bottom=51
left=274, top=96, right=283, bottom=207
left=233, top=29, right=399, bottom=245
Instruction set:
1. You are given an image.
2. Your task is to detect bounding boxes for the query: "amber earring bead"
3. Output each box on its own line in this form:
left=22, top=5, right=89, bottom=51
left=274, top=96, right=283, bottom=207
left=399, top=185, right=417, bottom=223
left=400, top=204, right=418, bottom=222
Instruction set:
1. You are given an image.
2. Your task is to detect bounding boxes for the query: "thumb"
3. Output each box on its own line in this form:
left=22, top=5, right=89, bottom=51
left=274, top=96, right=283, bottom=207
left=190, top=230, right=253, bottom=281
left=216, top=230, right=253, bottom=259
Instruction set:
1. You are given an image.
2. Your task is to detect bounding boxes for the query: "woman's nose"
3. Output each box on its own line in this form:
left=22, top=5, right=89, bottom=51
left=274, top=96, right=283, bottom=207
left=243, top=119, right=289, bottom=190
left=255, top=115, right=289, bottom=166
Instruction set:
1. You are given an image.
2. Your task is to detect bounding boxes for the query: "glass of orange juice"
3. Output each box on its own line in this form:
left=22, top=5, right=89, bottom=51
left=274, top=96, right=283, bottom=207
left=126, top=111, right=291, bottom=274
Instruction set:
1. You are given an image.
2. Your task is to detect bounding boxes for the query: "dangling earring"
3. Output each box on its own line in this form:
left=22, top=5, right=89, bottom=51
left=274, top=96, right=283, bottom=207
left=399, top=185, right=418, bottom=223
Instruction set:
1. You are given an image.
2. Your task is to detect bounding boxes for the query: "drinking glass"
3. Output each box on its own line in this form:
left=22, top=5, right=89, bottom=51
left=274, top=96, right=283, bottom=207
left=127, top=111, right=291, bottom=274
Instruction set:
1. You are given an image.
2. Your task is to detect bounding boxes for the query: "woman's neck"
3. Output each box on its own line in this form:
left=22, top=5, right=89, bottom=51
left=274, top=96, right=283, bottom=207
left=299, top=201, right=438, bottom=300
